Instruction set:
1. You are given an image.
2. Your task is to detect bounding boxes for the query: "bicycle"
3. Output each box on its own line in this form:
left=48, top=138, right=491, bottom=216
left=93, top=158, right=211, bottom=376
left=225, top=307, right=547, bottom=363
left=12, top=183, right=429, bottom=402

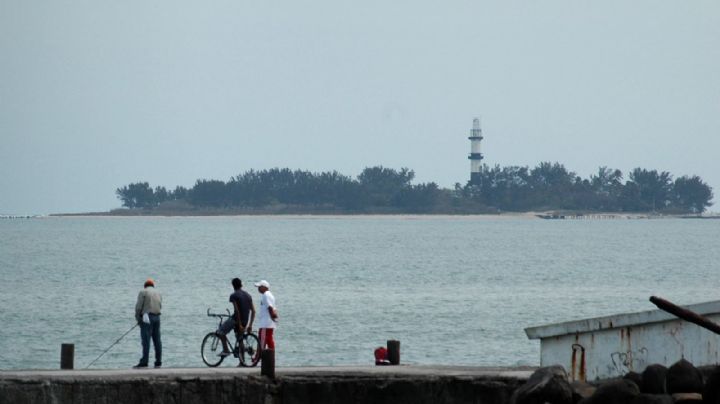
left=201, top=308, right=261, bottom=367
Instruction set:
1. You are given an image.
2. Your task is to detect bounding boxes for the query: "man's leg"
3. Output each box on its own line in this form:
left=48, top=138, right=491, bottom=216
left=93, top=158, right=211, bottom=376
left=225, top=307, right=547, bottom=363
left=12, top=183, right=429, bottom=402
left=219, top=334, right=230, bottom=352
left=265, top=328, right=275, bottom=350
left=138, top=322, right=150, bottom=366
left=259, top=328, right=275, bottom=350
left=218, top=318, right=235, bottom=354
left=151, top=314, right=162, bottom=367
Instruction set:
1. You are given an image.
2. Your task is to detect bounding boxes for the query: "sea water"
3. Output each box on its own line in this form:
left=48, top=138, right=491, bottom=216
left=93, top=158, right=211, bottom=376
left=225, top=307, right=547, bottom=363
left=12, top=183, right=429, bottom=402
left=0, top=216, right=718, bottom=370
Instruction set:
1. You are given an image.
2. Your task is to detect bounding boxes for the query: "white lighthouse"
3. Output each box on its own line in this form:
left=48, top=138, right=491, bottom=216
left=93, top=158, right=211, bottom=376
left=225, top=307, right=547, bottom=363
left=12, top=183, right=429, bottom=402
left=468, top=117, right=484, bottom=184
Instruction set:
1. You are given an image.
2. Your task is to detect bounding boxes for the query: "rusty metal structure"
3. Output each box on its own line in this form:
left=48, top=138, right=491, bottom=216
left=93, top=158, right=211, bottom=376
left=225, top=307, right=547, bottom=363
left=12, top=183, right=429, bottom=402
left=649, top=296, right=720, bottom=335
left=525, top=299, right=720, bottom=382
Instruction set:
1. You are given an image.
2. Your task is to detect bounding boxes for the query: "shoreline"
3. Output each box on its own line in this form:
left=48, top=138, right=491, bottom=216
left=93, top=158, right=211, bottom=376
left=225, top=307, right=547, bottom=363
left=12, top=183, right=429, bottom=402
left=41, top=210, right=718, bottom=219
left=48, top=212, right=540, bottom=219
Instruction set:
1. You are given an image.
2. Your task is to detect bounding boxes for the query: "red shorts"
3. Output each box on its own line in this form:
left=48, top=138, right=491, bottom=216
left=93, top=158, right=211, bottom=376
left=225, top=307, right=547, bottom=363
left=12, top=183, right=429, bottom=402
left=259, top=328, right=275, bottom=350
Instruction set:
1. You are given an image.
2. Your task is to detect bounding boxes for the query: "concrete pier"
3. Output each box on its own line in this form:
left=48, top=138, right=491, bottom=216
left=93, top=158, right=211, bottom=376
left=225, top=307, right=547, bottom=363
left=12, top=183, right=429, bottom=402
left=0, top=365, right=533, bottom=404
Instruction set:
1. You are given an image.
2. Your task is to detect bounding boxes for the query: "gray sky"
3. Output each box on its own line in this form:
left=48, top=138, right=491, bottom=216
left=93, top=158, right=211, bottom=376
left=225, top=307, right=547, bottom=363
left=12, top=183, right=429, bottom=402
left=2, top=1, right=719, bottom=214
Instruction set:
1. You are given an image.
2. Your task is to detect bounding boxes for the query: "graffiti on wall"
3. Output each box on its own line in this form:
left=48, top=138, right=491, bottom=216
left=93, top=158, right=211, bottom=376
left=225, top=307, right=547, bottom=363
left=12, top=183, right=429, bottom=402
left=606, top=347, right=649, bottom=376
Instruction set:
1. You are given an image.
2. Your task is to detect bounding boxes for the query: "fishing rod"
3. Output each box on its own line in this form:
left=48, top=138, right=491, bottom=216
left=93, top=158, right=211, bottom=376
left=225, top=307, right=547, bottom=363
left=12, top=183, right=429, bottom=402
left=85, top=323, right=138, bottom=369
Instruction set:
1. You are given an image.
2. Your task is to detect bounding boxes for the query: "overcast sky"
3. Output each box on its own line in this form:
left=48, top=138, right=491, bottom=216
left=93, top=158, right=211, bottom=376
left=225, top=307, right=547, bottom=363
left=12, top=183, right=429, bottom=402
left=1, top=1, right=719, bottom=214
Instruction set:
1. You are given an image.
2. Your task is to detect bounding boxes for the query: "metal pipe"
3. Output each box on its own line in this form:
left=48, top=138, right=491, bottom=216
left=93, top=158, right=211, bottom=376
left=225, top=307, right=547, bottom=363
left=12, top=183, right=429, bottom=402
left=649, top=296, right=720, bottom=335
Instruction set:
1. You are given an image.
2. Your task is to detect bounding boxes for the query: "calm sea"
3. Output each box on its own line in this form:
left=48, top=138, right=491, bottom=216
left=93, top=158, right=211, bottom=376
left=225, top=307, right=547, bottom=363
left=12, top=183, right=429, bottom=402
left=0, top=216, right=718, bottom=370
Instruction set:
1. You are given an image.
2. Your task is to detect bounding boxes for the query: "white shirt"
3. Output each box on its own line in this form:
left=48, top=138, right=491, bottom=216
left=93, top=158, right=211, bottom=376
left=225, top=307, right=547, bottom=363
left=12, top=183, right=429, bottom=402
left=257, top=290, right=277, bottom=329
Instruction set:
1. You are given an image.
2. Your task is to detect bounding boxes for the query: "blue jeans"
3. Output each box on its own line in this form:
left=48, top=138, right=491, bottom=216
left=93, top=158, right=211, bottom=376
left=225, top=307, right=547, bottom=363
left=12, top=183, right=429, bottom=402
left=139, top=313, right=161, bottom=366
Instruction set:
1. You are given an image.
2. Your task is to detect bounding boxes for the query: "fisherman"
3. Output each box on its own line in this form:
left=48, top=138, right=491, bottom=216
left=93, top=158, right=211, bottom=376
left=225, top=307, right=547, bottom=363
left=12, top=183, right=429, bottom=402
left=134, top=278, right=162, bottom=368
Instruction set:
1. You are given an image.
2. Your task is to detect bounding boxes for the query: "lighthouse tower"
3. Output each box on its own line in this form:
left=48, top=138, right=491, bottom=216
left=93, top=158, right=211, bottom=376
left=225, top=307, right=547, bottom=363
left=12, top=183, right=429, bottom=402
left=468, top=117, right=484, bottom=184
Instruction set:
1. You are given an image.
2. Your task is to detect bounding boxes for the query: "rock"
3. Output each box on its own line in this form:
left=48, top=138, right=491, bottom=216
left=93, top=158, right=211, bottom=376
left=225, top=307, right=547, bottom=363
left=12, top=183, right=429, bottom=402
left=570, top=380, right=596, bottom=402
left=667, top=359, right=704, bottom=395
left=510, top=365, right=574, bottom=404
left=703, top=366, right=720, bottom=404
left=584, top=379, right=640, bottom=404
left=641, top=364, right=668, bottom=394
left=630, top=393, right=673, bottom=404
left=672, top=392, right=703, bottom=403
left=624, top=372, right=643, bottom=389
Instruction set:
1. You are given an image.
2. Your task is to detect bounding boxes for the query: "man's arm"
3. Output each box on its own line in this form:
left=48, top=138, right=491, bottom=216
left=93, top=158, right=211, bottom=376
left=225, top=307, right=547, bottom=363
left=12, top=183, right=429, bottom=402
left=248, top=302, right=256, bottom=332
left=134, top=291, right=144, bottom=324
left=233, top=300, right=244, bottom=332
left=267, top=294, right=278, bottom=320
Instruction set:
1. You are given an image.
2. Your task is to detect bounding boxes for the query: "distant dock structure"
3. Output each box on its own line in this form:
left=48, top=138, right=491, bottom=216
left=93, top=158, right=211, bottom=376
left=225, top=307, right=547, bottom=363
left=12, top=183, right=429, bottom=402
left=468, top=117, right=484, bottom=184
left=0, top=214, right=42, bottom=219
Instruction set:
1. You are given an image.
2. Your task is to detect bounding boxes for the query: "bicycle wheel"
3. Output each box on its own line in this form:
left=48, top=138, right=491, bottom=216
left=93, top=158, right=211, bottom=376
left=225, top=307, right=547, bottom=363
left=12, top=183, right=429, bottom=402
left=238, top=333, right=261, bottom=367
left=201, top=332, right=225, bottom=367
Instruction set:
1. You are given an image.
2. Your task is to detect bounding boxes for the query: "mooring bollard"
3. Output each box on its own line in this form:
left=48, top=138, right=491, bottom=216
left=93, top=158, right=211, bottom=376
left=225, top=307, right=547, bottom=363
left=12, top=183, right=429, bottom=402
left=61, top=343, right=74, bottom=369
left=261, top=349, right=275, bottom=378
left=387, top=340, right=400, bottom=365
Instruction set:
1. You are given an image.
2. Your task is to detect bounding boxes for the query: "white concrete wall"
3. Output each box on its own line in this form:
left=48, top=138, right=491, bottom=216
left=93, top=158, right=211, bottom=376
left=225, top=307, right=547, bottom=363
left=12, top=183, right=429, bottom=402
left=539, top=314, right=720, bottom=381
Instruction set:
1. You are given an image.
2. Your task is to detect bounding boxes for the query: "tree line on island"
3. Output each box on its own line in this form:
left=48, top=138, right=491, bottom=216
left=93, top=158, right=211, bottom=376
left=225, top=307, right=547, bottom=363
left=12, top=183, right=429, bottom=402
left=115, top=163, right=714, bottom=214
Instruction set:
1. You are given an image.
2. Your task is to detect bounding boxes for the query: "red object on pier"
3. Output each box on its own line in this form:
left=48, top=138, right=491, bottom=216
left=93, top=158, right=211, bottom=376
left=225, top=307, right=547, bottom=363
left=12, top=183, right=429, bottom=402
left=374, top=347, right=389, bottom=365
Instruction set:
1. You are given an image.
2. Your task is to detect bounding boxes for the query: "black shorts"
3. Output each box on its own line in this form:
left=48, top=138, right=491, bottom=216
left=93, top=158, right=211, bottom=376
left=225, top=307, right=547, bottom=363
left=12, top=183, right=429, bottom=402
left=217, top=317, right=236, bottom=335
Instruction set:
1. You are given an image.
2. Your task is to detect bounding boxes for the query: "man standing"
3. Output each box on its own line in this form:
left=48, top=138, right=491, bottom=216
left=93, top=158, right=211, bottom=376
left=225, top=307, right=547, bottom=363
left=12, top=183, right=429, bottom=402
left=134, top=278, right=162, bottom=368
left=254, top=280, right=277, bottom=351
left=218, top=278, right=255, bottom=356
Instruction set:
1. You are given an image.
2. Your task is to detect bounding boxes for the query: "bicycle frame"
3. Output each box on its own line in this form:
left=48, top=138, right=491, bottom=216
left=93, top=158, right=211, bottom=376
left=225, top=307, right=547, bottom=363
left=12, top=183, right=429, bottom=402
left=205, top=308, right=260, bottom=367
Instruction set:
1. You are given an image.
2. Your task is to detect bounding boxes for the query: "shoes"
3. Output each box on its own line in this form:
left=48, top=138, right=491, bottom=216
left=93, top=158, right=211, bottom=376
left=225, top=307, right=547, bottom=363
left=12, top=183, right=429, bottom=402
left=219, top=351, right=232, bottom=357
left=154, top=364, right=162, bottom=368
left=133, top=363, right=148, bottom=369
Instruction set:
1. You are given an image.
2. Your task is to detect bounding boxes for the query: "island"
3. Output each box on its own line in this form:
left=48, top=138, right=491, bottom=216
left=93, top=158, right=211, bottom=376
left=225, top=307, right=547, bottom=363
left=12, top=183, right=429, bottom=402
left=65, top=164, right=716, bottom=216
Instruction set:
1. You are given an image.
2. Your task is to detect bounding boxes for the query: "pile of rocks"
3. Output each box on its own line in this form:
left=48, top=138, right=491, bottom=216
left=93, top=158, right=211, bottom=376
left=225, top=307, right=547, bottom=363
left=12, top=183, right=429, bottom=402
left=511, top=360, right=720, bottom=404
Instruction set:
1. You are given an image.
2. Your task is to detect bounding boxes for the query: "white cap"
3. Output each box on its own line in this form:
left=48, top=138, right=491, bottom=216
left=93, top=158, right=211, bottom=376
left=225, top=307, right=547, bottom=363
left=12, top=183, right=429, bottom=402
left=254, top=280, right=270, bottom=288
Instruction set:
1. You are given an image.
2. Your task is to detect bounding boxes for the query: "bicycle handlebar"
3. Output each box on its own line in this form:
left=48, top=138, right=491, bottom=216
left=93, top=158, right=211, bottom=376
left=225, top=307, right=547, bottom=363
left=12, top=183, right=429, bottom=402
left=206, top=307, right=232, bottom=318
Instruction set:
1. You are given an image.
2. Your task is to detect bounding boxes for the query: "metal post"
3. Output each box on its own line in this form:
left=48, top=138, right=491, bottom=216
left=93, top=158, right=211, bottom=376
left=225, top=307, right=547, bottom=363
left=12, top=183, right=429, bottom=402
left=387, top=340, right=400, bottom=365
left=61, top=344, right=74, bottom=369
left=261, top=349, right=275, bottom=378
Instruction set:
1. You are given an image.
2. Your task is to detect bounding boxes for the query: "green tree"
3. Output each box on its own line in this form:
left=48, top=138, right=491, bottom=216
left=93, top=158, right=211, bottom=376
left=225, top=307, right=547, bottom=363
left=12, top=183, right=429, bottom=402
left=672, top=175, right=714, bottom=213
left=154, top=186, right=169, bottom=205
left=170, top=186, right=188, bottom=200
left=476, top=165, right=533, bottom=210
left=627, top=168, right=673, bottom=211
left=528, top=162, right=575, bottom=209
left=189, top=179, right=227, bottom=207
left=358, top=166, right=414, bottom=206
left=394, top=183, right=441, bottom=211
left=335, top=180, right=369, bottom=210
left=227, top=170, right=272, bottom=207
left=116, top=182, right=155, bottom=209
left=590, top=167, right=623, bottom=210
left=618, top=181, right=642, bottom=211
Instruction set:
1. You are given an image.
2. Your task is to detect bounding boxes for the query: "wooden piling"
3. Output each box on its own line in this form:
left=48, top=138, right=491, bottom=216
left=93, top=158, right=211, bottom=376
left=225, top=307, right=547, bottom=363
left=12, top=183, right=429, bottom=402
left=387, top=340, right=400, bottom=365
left=61, top=344, right=74, bottom=369
left=261, top=349, right=275, bottom=378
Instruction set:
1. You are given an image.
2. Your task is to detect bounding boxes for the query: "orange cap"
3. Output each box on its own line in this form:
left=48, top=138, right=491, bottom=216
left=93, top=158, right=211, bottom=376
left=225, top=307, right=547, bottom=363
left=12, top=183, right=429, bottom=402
left=144, top=278, right=155, bottom=287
